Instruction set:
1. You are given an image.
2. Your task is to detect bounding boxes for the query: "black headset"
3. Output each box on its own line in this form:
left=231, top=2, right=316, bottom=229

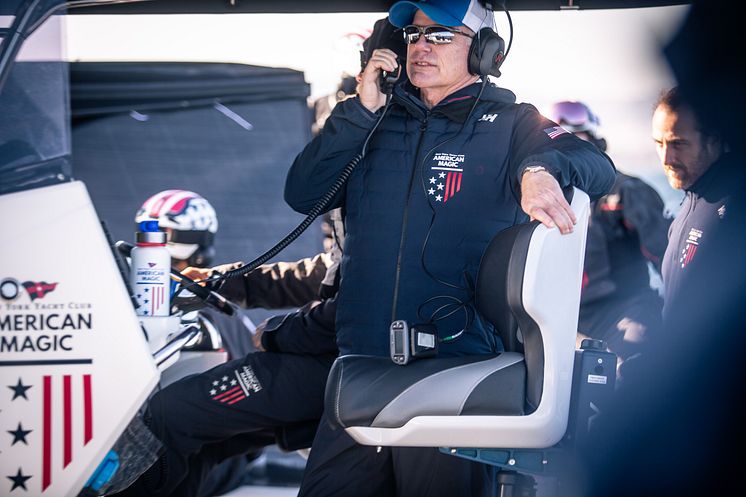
left=187, top=245, right=215, bottom=268
left=467, top=27, right=506, bottom=78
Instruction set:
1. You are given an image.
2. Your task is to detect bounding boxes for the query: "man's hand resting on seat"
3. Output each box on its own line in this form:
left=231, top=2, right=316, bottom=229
left=520, top=168, right=577, bottom=234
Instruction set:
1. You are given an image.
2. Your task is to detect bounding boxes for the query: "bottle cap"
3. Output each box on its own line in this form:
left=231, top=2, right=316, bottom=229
left=136, top=220, right=167, bottom=244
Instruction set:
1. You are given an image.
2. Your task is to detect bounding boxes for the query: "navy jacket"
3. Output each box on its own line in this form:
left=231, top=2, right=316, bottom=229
left=285, top=82, right=615, bottom=357
left=662, top=152, right=744, bottom=317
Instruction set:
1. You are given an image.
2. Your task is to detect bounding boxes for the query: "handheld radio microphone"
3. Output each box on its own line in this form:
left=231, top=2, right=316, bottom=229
left=379, top=64, right=401, bottom=95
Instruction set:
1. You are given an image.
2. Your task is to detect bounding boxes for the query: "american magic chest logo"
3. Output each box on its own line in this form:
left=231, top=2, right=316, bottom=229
left=0, top=277, right=93, bottom=353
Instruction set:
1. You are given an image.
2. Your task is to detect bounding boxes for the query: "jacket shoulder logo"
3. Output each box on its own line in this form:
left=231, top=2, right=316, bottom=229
left=679, top=227, right=703, bottom=269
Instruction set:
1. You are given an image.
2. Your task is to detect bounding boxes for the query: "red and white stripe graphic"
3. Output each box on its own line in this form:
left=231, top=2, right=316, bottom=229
left=42, top=374, right=94, bottom=491
left=680, top=243, right=697, bottom=268
left=209, top=371, right=248, bottom=405
left=443, top=171, right=462, bottom=202
left=141, top=189, right=197, bottom=218
left=151, top=285, right=166, bottom=315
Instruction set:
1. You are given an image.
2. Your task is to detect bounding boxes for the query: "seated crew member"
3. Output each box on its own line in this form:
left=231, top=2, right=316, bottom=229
left=113, top=193, right=342, bottom=497
left=130, top=190, right=341, bottom=496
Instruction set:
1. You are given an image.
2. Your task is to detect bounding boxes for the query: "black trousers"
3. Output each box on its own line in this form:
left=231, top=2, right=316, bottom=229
left=298, top=412, right=498, bottom=497
left=115, top=351, right=335, bottom=497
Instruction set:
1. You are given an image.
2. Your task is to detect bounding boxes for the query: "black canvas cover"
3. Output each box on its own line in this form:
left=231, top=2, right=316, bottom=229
left=70, top=61, right=323, bottom=269
left=0, top=61, right=72, bottom=195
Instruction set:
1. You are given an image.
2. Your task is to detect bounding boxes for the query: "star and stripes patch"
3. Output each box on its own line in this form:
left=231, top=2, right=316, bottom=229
left=428, top=153, right=465, bottom=204
left=208, top=366, right=262, bottom=406
left=680, top=228, right=703, bottom=268
left=428, top=170, right=463, bottom=203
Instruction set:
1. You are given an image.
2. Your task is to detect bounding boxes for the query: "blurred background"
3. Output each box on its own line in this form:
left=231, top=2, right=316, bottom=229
left=59, top=6, right=689, bottom=208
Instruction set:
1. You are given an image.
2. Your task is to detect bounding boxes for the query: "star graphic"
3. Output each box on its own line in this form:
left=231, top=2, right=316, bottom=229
left=438, top=172, right=446, bottom=178
left=437, top=183, right=444, bottom=190
left=429, top=177, right=436, bottom=184
left=222, top=376, right=228, bottom=382
left=144, top=288, right=150, bottom=293
left=436, top=195, right=443, bottom=201
left=6, top=468, right=31, bottom=491
left=209, top=389, right=216, bottom=395
left=8, top=379, right=31, bottom=401
left=428, top=188, right=435, bottom=195
left=7, top=423, right=32, bottom=446
left=220, top=384, right=227, bottom=391
left=230, top=379, right=237, bottom=386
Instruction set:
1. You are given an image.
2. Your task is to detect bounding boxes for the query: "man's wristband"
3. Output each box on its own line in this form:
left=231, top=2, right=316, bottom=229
left=522, top=165, right=549, bottom=175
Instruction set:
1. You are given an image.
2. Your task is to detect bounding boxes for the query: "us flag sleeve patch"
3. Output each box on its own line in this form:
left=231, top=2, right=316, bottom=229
left=543, top=126, right=569, bottom=139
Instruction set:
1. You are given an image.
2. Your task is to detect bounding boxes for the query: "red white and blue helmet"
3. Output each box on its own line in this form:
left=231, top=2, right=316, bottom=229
left=135, top=189, right=218, bottom=266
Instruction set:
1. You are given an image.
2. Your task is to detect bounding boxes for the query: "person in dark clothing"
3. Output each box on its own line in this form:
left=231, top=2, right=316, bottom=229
left=113, top=264, right=339, bottom=497
left=123, top=190, right=340, bottom=497
left=283, top=1, right=615, bottom=496
left=652, top=87, right=735, bottom=317
left=575, top=1, right=746, bottom=493
left=114, top=201, right=341, bottom=496
left=548, top=101, right=669, bottom=362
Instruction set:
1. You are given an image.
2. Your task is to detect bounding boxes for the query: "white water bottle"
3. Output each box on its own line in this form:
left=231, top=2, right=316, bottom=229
left=131, top=220, right=171, bottom=316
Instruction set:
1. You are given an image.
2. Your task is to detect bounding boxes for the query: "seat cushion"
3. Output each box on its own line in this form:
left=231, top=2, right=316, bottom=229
left=326, top=353, right=526, bottom=429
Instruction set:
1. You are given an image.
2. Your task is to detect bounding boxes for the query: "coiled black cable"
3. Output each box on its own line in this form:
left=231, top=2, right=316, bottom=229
left=196, top=93, right=395, bottom=289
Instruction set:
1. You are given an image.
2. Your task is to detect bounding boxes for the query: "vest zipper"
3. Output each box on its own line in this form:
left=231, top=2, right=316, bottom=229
left=391, top=115, right=429, bottom=322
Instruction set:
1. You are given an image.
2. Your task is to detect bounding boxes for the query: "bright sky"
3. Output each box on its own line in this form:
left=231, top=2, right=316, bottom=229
left=60, top=6, right=689, bottom=208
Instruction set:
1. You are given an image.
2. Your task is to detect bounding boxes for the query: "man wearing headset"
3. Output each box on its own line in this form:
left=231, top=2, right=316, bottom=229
left=284, top=1, right=615, bottom=495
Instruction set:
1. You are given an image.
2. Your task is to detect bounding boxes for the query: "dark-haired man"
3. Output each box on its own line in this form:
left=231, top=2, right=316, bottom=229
left=652, top=87, right=731, bottom=315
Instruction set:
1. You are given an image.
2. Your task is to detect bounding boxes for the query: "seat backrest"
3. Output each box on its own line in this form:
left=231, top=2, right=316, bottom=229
left=475, top=219, right=542, bottom=409
left=476, top=188, right=586, bottom=413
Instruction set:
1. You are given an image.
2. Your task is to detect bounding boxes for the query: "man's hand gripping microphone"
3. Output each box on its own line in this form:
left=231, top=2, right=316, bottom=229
left=379, top=64, right=401, bottom=95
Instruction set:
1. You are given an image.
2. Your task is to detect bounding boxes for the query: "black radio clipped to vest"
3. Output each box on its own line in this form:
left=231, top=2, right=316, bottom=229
left=389, top=320, right=438, bottom=365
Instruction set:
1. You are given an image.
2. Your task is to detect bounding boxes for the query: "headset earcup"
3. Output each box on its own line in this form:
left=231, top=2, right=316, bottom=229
left=468, top=28, right=506, bottom=78
left=467, top=33, right=481, bottom=76
left=188, top=245, right=215, bottom=268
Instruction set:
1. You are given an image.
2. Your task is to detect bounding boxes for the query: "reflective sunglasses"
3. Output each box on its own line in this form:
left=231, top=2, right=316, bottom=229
left=402, top=24, right=474, bottom=45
